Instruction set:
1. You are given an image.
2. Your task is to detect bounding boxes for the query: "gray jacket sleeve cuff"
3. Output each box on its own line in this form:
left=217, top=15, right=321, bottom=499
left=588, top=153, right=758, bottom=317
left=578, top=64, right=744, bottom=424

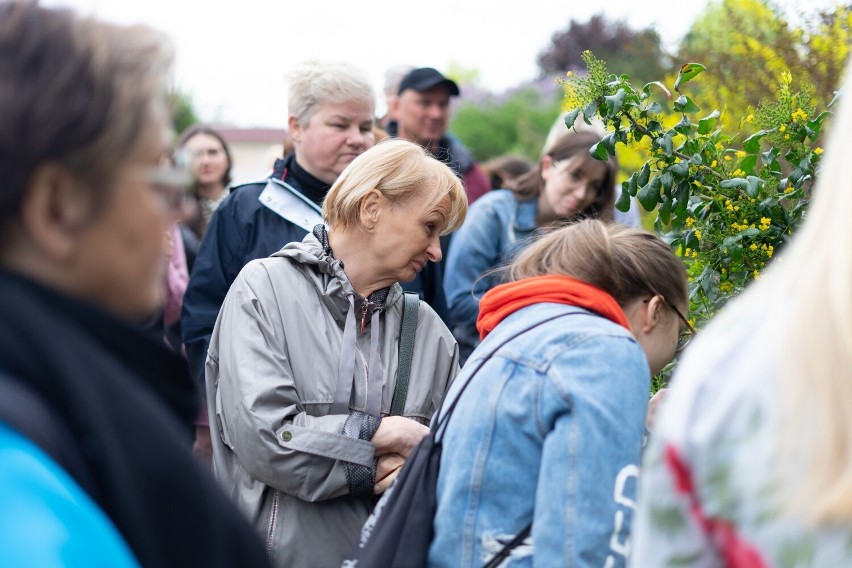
left=341, top=411, right=381, bottom=496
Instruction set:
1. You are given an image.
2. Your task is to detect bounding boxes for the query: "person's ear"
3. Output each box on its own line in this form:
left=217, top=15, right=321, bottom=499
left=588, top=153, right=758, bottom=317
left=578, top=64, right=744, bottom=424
left=359, top=189, right=384, bottom=232
left=19, top=163, right=92, bottom=261
left=288, top=115, right=303, bottom=144
left=540, top=155, right=555, bottom=180
left=639, top=295, right=665, bottom=334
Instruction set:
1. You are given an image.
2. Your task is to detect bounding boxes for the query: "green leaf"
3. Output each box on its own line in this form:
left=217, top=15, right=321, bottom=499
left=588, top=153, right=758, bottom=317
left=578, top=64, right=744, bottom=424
left=583, top=100, right=598, bottom=124
left=637, top=163, right=650, bottom=188
left=741, top=155, right=757, bottom=175
left=697, top=110, right=720, bottom=135
left=637, top=178, right=662, bottom=211
left=673, top=95, right=700, bottom=114
left=746, top=176, right=762, bottom=197
left=742, top=130, right=768, bottom=154
left=658, top=198, right=672, bottom=224
left=602, top=89, right=627, bottom=117
left=644, top=101, right=663, bottom=115
left=674, top=63, right=706, bottom=92
left=563, top=108, right=581, bottom=130
left=643, top=81, right=672, bottom=98
left=739, top=227, right=760, bottom=238
left=674, top=115, right=692, bottom=135
left=615, top=184, right=632, bottom=212
left=590, top=140, right=609, bottom=161
left=669, top=161, right=690, bottom=180
left=720, top=178, right=748, bottom=190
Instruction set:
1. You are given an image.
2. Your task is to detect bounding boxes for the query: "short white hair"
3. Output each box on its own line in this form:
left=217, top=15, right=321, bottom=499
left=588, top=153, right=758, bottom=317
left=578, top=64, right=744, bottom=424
left=287, top=60, right=375, bottom=127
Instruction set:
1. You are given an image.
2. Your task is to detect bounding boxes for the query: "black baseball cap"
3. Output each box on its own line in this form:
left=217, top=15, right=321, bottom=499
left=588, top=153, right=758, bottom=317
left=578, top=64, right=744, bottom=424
left=397, top=67, right=460, bottom=96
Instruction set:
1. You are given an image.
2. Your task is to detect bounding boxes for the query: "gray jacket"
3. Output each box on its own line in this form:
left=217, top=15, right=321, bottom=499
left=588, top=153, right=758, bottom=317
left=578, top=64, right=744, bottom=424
left=206, top=233, right=459, bottom=567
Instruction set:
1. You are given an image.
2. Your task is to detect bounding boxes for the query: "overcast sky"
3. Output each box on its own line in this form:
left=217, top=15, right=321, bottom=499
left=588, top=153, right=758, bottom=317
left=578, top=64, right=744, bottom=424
left=44, top=0, right=822, bottom=128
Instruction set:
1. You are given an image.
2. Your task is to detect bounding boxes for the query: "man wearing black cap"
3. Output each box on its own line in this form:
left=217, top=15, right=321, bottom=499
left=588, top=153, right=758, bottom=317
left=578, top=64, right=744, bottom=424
left=389, top=67, right=491, bottom=204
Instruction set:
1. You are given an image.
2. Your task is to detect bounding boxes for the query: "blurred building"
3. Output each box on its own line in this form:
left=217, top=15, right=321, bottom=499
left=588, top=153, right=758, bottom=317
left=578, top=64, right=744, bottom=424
left=215, top=127, right=288, bottom=186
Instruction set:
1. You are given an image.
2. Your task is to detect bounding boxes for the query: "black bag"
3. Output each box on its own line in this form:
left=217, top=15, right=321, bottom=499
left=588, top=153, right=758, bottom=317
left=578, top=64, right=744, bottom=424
left=343, top=313, right=573, bottom=568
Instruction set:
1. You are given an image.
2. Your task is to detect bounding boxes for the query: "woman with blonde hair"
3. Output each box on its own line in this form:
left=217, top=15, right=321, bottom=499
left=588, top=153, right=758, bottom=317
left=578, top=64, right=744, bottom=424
left=207, top=139, right=467, bottom=566
left=631, top=62, right=852, bottom=567
left=428, top=220, right=689, bottom=567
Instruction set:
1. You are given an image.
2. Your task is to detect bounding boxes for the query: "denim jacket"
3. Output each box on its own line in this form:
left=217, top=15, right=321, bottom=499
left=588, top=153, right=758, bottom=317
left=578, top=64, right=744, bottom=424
left=427, top=303, right=650, bottom=567
left=443, top=190, right=539, bottom=362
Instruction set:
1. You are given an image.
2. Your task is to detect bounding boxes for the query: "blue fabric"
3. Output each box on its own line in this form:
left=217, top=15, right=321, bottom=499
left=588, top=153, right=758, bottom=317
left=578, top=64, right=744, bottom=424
left=443, top=190, right=539, bottom=361
left=0, top=423, right=139, bottom=567
left=427, top=303, right=650, bottom=567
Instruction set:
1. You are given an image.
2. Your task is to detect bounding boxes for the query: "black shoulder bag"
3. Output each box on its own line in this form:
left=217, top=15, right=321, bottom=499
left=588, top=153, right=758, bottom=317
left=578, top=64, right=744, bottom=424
left=342, top=312, right=574, bottom=568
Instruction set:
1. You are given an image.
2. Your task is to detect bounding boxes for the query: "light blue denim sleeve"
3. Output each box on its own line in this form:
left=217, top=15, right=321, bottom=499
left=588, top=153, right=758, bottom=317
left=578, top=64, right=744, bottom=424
left=444, top=195, right=504, bottom=329
left=533, top=334, right=650, bottom=567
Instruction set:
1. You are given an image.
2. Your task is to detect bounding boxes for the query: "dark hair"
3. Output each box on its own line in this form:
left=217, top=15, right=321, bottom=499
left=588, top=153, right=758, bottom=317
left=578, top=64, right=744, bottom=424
left=512, top=130, right=618, bottom=222
left=482, top=155, right=534, bottom=190
left=177, top=124, right=233, bottom=188
left=0, top=1, right=172, bottom=229
left=510, top=219, right=688, bottom=311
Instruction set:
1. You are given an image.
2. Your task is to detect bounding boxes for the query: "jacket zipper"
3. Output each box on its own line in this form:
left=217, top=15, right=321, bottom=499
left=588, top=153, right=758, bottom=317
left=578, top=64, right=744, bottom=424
left=266, top=488, right=280, bottom=556
left=360, top=299, right=373, bottom=333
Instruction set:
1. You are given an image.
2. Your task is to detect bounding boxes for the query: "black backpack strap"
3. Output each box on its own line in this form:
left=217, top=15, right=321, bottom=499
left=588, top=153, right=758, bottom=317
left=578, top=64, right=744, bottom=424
left=482, top=522, right=532, bottom=568
left=0, top=369, right=93, bottom=491
left=390, top=292, right=419, bottom=416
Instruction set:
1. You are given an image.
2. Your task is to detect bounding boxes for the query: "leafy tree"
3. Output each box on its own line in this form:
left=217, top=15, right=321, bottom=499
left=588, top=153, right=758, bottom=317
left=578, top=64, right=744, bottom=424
left=562, top=52, right=834, bottom=389
left=168, top=89, right=200, bottom=134
left=678, top=0, right=850, bottom=120
left=537, top=14, right=668, bottom=87
left=451, top=86, right=562, bottom=162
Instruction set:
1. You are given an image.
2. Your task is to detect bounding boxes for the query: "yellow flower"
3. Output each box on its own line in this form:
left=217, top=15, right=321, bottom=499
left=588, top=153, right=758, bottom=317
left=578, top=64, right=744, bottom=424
left=814, top=147, right=824, bottom=155
left=750, top=243, right=758, bottom=251
left=784, top=134, right=791, bottom=140
left=565, top=71, right=574, bottom=77
left=732, top=169, right=745, bottom=177
left=779, top=125, right=786, bottom=132
left=791, top=108, right=808, bottom=122
left=711, top=160, right=718, bottom=167
left=735, top=150, right=746, bottom=158
left=684, top=247, right=691, bottom=256
left=753, top=270, right=760, bottom=279
left=746, top=114, right=754, bottom=123
left=694, top=230, right=702, bottom=240
left=687, top=318, right=696, bottom=327
left=715, top=143, right=724, bottom=151
left=721, top=268, right=727, bottom=275
left=693, top=180, right=702, bottom=188
left=685, top=217, right=696, bottom=227
left=734, top=206, right=740, bottom=211
left=784, top=186, right=794, bottom=194
left=720, top=282, right=734, bottom=293
left=724, top=155, right=732, bottom=161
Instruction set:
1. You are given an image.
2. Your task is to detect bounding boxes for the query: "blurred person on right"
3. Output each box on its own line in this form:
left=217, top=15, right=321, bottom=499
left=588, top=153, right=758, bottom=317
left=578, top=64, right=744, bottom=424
left=428, top=220, right=689, bottom=567
left=631, top=61, right=852, bottom=567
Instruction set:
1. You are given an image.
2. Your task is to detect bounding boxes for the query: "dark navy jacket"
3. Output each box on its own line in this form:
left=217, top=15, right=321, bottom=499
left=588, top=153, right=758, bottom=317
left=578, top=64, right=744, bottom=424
left=181, top=155, right=447, bottom=384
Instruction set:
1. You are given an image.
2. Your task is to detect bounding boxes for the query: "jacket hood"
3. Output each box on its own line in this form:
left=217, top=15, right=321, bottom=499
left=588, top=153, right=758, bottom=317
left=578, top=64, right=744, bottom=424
left=271, top=232, right=403, bottom=325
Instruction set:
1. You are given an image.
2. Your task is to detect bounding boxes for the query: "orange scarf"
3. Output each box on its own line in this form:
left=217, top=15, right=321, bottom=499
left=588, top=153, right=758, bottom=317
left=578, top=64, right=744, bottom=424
left=476, top=274, right=630, bottom=340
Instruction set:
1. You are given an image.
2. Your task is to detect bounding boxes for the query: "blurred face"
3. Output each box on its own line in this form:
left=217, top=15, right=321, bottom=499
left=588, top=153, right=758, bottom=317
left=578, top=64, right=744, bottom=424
left=369, top=188, right=448, bottom=285
left=538, top=155, right=607, bottom=224
left=73, top=119, right=182, bottom=319
left=291, top=99, right=375, bottom=184
left=394, top=86, right=452, bottom=147
left=183, top=132, right=229, bottom=189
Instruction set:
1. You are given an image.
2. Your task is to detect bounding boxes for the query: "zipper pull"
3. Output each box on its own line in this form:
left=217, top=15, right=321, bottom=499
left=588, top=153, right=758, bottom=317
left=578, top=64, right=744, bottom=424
left=360, top=300, right=370, bottom=334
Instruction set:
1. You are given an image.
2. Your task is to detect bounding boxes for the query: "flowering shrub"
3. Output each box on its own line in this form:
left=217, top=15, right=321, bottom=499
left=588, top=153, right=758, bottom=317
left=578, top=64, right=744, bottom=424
left=562, top=52, right=834, bottom=385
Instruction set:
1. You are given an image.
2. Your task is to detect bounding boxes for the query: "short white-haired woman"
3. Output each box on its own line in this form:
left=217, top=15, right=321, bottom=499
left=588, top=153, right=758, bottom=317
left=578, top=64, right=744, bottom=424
left=631, top=60, right=852, bottom=566
left=182, top=59, right=376, bottom=385
left=207, top=139, right=468, bottom=566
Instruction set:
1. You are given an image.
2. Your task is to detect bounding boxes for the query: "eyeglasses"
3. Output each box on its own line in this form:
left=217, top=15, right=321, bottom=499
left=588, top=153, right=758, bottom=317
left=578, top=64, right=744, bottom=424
left=141, top=151, right=191, bottom=212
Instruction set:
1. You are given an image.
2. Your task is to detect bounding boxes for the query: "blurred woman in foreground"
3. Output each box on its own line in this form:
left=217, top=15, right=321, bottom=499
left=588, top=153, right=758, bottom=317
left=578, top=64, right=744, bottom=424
left=0, top=3, right=267, bottom=565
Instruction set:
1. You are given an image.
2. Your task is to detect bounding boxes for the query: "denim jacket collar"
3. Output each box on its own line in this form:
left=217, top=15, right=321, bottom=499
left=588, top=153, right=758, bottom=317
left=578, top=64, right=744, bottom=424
left=514, top=196, right=538, bottom=234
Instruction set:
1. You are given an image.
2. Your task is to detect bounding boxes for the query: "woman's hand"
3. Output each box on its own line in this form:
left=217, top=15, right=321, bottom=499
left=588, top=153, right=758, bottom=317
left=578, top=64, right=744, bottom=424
left=372, top=416, right=429, bottom=458
left=374, top=453, right=405, bottom=494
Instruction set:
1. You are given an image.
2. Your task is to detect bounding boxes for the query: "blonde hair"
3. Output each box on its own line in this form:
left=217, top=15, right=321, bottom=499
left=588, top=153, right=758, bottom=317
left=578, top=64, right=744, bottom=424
left=743, top=61, right=852, bottom=523
left=287, top=60, right=374, bottom=127
left=509, top=220, right=688, bottom=310
left=323, top=139, right=467, bottom=234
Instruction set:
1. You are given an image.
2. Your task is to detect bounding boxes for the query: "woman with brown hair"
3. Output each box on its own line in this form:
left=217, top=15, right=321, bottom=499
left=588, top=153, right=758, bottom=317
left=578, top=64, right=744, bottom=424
left=444, top=129, right=618, bottom=361
left=429, top=220, right=689, bottom=567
